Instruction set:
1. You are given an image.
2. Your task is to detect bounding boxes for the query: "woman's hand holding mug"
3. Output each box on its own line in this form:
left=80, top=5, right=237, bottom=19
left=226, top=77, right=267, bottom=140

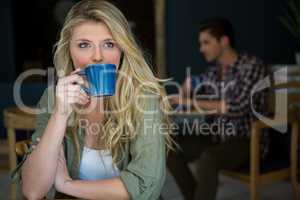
left=55, top=68, right=90, bottom=118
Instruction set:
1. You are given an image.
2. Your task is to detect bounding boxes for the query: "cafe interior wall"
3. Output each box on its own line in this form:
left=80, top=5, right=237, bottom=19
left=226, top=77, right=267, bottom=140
left=0, top=0, right=50, bottom=138
left=165, top=0, right=299, bottom=90
left=0, top=0, right=299, bottom=138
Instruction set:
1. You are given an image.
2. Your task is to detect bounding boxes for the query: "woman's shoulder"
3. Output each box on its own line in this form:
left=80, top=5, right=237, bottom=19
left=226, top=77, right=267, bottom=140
left=37, top=86, right=55, bottom=109
left=135, top=88, right=161, bottom=112
left=139, top=87, right=161, bottom=101
left=40, top=85, right=55, bottom=100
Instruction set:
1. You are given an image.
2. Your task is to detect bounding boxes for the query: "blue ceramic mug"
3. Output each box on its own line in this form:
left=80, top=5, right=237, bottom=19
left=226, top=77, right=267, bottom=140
left=78, top=63, right=116, bottom=96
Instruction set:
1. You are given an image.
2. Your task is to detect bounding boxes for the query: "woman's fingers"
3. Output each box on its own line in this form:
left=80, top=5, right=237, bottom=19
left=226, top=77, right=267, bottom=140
left=57, top=83, right=81, bottom=95
left=76, top=91, right=90, bottom=105
left=58, top=74, right=84, bottom=86
left=70, top=68, right=81, bottom=75
left=55, top=71, right=90, bottom=116
left=68, top=89, right=89, bottom=103
left=63, top=84, right=81, bottom=93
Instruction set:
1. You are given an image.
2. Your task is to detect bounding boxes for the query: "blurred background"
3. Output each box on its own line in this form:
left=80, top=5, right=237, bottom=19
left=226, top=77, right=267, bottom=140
left=0, top=0, right=299, bottom=199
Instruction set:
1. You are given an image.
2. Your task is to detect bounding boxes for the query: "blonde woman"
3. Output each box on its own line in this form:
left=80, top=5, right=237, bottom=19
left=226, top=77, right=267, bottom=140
left=12, top=0, right=172, bottom=199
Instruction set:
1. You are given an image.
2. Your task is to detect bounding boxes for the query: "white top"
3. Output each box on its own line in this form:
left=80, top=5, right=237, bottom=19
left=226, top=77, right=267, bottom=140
left=78, top=146, right=120, bottom=180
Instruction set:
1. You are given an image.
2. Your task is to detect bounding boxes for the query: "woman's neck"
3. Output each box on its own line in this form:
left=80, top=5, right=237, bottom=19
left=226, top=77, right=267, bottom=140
left=82, top=97, right=106, bottom=149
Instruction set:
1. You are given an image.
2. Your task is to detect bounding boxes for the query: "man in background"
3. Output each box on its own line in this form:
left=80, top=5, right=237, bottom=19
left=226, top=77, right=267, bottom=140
left=168, top=18, right=268, bottom=200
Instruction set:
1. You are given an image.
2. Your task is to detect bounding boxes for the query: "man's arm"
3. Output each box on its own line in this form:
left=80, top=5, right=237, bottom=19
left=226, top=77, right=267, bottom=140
left=194, top=99, right=227, bottom=113
left=169, top=96, right=226, bottom=113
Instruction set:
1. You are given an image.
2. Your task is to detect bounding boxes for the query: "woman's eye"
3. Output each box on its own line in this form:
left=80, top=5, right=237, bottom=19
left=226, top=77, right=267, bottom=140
left=103, top=42, right=115, bottom=49
left=78, top=42, right=90, bottom=48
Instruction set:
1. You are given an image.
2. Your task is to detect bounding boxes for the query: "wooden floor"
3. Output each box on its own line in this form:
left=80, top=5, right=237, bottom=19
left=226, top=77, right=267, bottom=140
left=162, top=170, right=295, bottom=200
left=0, top=167, right=296, bottom=199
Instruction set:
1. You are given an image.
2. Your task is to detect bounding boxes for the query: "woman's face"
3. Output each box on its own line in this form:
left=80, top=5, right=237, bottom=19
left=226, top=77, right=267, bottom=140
left=70, top=21, right=122, bottom=70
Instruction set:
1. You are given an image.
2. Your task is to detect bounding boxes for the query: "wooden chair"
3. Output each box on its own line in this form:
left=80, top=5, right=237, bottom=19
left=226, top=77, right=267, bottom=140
left=280, top=67, right=300, bottom=199
left=291, top=110, right=300, bottom=199
left=221, top=78, right=300, bottom=200
left=0, top=139, right=9, bottom=175
left=3, top=107, right=36, bottom=200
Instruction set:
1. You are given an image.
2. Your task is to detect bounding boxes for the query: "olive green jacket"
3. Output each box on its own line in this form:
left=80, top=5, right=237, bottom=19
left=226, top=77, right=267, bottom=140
left=12, top=87, right=166, bottom=200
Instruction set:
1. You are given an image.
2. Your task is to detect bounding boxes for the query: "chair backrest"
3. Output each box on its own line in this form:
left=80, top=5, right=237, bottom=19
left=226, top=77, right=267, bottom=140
left=3, top=107, right=36, bottom=130
left=15, top=140, right=31, bottom=157
left=267, top=68, right=300, bottom=118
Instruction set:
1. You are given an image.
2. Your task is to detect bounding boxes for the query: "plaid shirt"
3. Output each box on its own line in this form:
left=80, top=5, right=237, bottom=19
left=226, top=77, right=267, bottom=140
left=193, top=53, right=268, bottom=145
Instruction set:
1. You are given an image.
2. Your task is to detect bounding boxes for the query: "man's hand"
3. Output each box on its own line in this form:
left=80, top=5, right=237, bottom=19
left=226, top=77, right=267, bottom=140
left=182, top=76, right=192, bottom=98
left=169, top=95, right=192, bottom=107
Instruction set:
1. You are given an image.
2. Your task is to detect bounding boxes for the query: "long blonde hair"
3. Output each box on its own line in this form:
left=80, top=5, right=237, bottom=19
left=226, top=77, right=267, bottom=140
left=53, top=0, right=173, bottom=163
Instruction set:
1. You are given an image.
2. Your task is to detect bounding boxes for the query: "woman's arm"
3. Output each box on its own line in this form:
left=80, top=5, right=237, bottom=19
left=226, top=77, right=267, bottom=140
left=53, top=129, right=129, bottom=200
left=61, top=178, right=129, bottom=200
left=21, top=72, right=88, bottom=200
left=55, top=93, right=164, bottom=200
left=21, top=111, right=68, bottom=199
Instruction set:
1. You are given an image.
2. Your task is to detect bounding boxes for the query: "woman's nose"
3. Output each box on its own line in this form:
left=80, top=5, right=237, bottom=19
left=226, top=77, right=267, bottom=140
left=92, top=46, right=103, bottom=63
